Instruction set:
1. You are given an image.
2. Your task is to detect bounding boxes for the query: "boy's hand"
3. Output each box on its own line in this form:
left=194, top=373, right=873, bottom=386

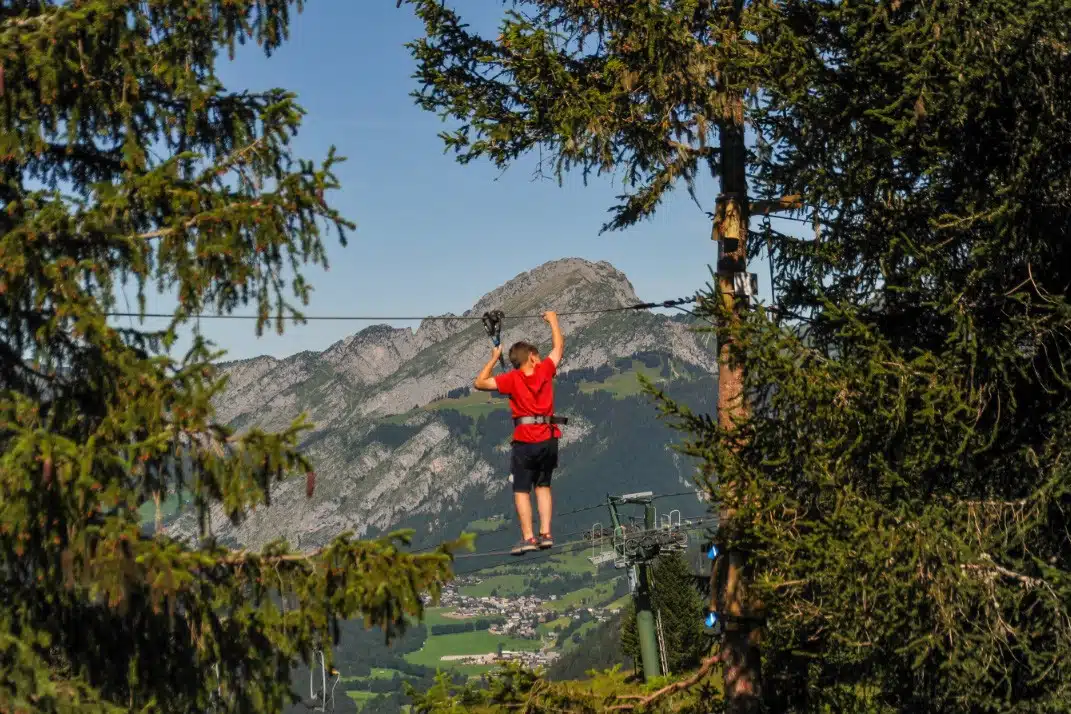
left=492, top=345, right=502, bottom=359
left=544, top=310, right=564, bottom=366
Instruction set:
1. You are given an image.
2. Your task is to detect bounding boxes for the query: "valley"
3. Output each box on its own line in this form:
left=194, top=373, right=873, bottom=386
left=318, top=544, right=701, bottom=713
left=152, top=258, right=722, bottom=714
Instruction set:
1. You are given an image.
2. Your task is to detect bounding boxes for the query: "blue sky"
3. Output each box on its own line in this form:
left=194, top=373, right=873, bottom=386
left=129, top=2, right=793, bottom=361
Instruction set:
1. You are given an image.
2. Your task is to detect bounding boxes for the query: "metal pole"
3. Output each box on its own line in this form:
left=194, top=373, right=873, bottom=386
left=656, top=608, right=670, bottom=676
left=319, top=651, right=326, bottom=712
left=606, top=494, right=621, bottom=531
left=634, top=502, right=662, bottom=681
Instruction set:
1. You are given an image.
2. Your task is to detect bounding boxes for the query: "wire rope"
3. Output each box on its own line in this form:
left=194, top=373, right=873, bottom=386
left=448, top=515, right=719, bottom=576
left=409, top=490, right=706, bottom=554
left=102, top=296, right=698, bottom=322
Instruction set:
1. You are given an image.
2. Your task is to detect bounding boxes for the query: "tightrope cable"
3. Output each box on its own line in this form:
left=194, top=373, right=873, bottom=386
left=449, top=515, right=719, bottom=576
left=409, top=490, right=706, bottom=554
left=450, top=513, right=717, bottom=562
left=454, top=514, right=717, bottom=560
left=103, top=296, right=698, bottom=322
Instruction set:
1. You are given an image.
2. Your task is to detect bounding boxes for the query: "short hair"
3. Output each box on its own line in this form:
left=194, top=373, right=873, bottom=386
left=508, top=341, right=539, bottom=369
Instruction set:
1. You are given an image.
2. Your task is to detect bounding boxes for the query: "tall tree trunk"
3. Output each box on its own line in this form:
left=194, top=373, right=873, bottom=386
left=712, top=1, right=761, bottom=709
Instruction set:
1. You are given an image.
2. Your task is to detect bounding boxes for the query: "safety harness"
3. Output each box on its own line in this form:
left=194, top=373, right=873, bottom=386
left=514, top=415, right=568, bottom=426
left=480, top=309, right=569, bottom=429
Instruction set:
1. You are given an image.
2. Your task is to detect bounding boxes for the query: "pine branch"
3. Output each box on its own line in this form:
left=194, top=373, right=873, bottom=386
left=607, top=653, right=720, bottom=711
left=0, top=4, right=432, bottom=710
left=0, top=627, right=123, bottom=714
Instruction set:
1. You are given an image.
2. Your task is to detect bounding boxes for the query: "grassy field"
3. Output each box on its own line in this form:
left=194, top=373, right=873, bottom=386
left=465, top=516, right=507, bottom=534
left=545, top=579, right=622, bottom=612
left=579, top=362, right=663, bottom=398
left=542, top=551, right=608, bottom=576
left=405, top=607, right=490, bottom=629
left=378, top=410, right=417, bottom=425
left=462, top=553, right=611, bottom=585
left=459, top=573, right=528, bottom=598
left=343, top=689, right=379, bottom=708
left=404, top=630, right=541, bottom=669
left=368, top=667, right=402, bottom=679
left=339, top=666, right=401, bottom=684
left=425, top=391, right=508, bottom=419
left=422, top=606, right=486, bottom=627
left=537, top=616, right=572, bottom=636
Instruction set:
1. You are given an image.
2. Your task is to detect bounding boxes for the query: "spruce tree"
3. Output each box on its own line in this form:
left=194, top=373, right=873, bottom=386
left=651, top=552, right=705, bottom=676
left=1, top=3, right=460, bottom=712
left=620, top=601, right=640, bottom=672
left=401, top=0, right=1071, bottom=712
left=674, top=2, right=1071, bottom=710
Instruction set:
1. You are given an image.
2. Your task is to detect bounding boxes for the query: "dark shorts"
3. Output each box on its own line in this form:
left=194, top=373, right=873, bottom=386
left=510, top=437, right=559, bottom=493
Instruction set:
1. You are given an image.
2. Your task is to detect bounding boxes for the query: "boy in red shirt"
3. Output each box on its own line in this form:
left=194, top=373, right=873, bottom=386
left=473, top=311, right=564, bottom=555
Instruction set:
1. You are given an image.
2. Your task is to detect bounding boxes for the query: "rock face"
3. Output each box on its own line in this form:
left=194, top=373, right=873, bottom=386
left=167, top=258, right=716, bottom=549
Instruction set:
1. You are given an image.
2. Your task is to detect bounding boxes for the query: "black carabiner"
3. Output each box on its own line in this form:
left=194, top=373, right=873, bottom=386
left=481, top=310, right=506, bottom=368
left=481, top=311, right=500, bottom=344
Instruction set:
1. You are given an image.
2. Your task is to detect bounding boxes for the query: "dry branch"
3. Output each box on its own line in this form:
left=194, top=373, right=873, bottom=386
left=608, top=652, right=720, bottom=711
left=962, top=554, right=1046, bottom=589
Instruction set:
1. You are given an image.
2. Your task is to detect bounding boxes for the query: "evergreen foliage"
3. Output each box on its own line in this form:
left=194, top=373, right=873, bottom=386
left=401, top=0, right=1071, bottom=711
left=401, top=0, right=749, bottom=234
left=620, top=601, right=640, bottom=673
left=545, top=611, right=630, bottom=682
left=0, top=2, right=462, bottom=712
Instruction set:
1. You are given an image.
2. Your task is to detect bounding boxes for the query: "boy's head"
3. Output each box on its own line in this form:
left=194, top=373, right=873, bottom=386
left=508, top=341, right=540, bottom=370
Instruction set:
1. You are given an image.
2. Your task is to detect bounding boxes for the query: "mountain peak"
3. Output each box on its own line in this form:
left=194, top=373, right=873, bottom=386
left=467, top=258, right=640, bottom=319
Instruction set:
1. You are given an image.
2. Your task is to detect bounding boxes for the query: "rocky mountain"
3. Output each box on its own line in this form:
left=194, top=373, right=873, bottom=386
left=166, top=258, right=718, bottom=550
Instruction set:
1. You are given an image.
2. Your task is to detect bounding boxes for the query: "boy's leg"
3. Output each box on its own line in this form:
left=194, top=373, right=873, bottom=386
left=514, top=490, right=535, bottom=541
left=510, top=442, right=540, bottom=554
left=534, top=438, right=558, bottom=547
left=535, top=486, right=552, bottom=537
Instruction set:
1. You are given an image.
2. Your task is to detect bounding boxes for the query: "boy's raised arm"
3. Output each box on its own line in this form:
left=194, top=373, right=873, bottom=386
left=543, top=311, right=564, bottom=366
left=473, top=346, right=502, bottom=391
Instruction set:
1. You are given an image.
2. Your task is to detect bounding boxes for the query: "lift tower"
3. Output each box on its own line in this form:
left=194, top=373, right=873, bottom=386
left=605, top=491, right=688, bottom=682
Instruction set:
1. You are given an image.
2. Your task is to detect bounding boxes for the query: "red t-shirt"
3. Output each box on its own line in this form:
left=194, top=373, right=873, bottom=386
left=495, top=358, right=560, bottom=443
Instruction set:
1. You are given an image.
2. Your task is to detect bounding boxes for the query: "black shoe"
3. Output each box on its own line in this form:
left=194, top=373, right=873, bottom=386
left=511, top=538, right=540, bottom=555
left=538, top=533, right=553, bottom=549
